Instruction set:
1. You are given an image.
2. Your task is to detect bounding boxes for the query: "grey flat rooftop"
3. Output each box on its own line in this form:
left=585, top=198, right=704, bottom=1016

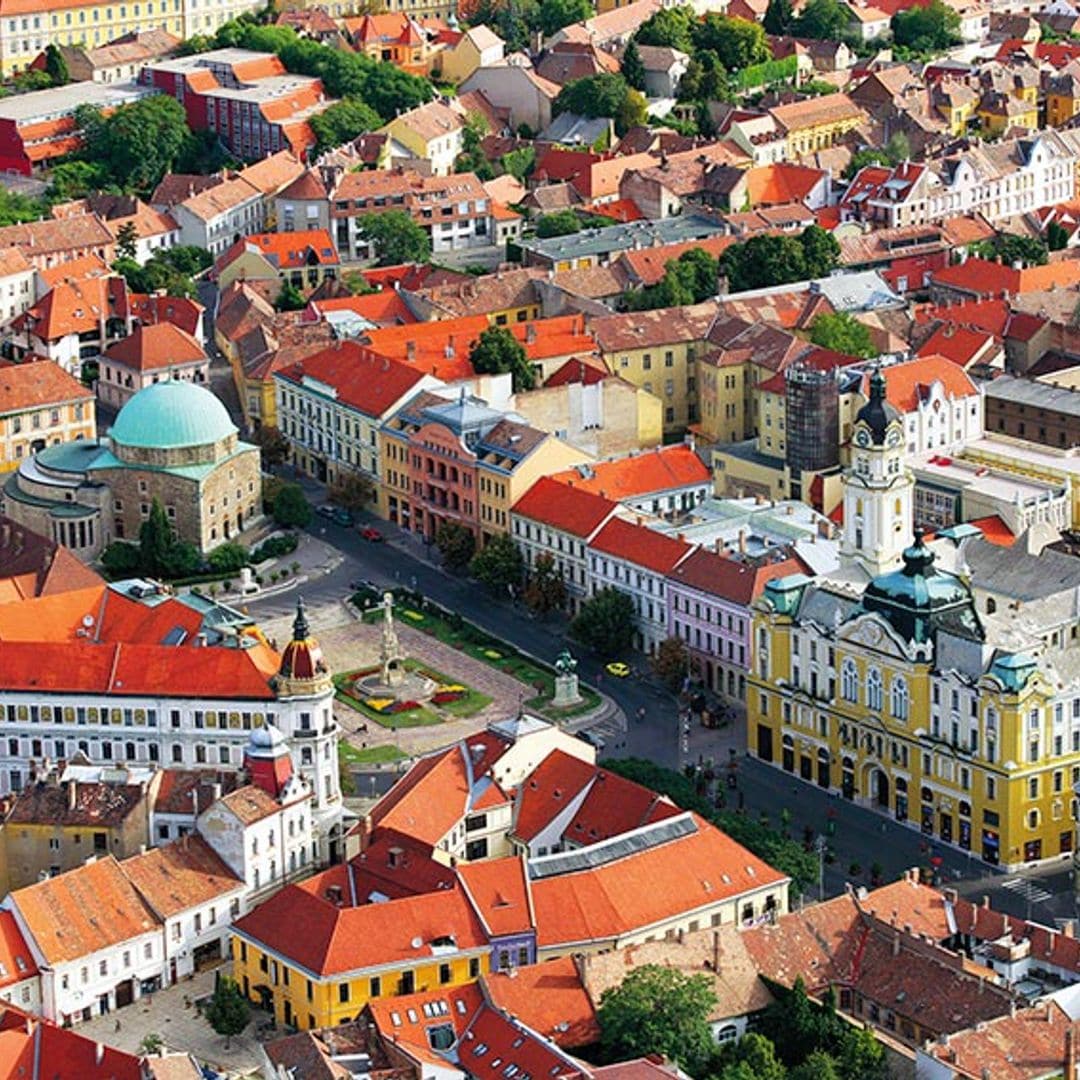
left=145, top=48, right=277, bottom=72
left=0, top=81, right=155, bottom=124
left=520, top=214, right=724, bottom=262
left=965, top=535, right=1080, bottom=601
left=984, top=373, right=1080, bottom=421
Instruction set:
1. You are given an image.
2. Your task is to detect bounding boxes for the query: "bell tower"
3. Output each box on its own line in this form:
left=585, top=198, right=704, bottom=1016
left=841, top=367, right=913, bottom=577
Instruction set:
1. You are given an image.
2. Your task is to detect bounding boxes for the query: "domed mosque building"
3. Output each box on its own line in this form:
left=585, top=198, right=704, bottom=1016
left=749, top=365, right=1080, bottom=869
left=1, top=379, right=261, bottom=560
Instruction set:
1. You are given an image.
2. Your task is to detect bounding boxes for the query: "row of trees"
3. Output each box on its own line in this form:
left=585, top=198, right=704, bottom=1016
left=764, top=0, right=959, bottom=54
left=598, top=967, right=887, bottom=1080
left=722, top=225, right=840, bottom=293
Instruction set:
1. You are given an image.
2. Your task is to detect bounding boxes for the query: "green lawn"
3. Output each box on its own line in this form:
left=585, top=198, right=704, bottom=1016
left=333, top=674, right=442, bottom=728
left=352, top=591, right=600, bottom=720
left=339, top=743, right=408, bottom=765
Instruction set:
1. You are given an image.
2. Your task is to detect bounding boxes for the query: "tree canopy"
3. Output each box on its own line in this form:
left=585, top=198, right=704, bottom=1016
left=538, top=0, right=594, bottom=36
left=535, top=209, right=582, bottom=238
left=792, top=0, right=850, bottom=41
left=553, top=73, right=647, bottom=136
left=358, top=210, right=431, bottom=266
left=436, top=521, right=476, bottom=572
left=469, top=326, right=535, bottom=391
left=625, top=248, right=719, bottom=310
left=722, top=226, right=839, bottom=292
left=309, top=98, right=381, bottom=155
left=570, top=587, right=636, bottom=655
left=523, top=553, right=566, bottom=615
left=809, top=312, right=878, bottom=359
left=891, top=0, right=960, bottom=54
left=621, top=37, right=646, bottom=90
left=204, top=977, right=250, bottom=1048
left=272, top=483, right=311, bottom=528
left=470, top=533, right=525, bottom=594
left=973, top=232, right=1048, bottom=267
left=599, top=966, right=716, bottom=1075
left=113, top=246, right=212, bottom=299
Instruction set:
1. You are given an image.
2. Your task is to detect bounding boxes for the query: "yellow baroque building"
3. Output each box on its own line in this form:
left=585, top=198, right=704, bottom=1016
left=748, top=371, right=1080, bottom=871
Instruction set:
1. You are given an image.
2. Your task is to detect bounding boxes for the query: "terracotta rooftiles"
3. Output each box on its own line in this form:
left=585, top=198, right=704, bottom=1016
left=119, top=835, right=241, bottom=918
left=551, top=444, right=709, bottom=502
left=588, top=517, right=692, bottom=575
left=6, top=779, right=147, bottom=828
left=863, top=355, right=979, bottom=411
left=668, top=548, right=806, bottom=605
left=457, top=856, right=534, bottom=938
left=0, top=360, right=92, bottom=414
left=483, top=957, right=599, bottom=1048
left=218, top=784, right=294, bottom=826
left=511, top=477, right=619, bottom=538
left=0, top=1006, right=143, bottom=1080
left=103, top=322, right=205, bottom=373
left=0, top=913, right=36, bottom=991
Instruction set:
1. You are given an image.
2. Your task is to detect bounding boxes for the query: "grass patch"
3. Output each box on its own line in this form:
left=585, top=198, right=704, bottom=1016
left=332, top=674, right=442, bottom=728
left=339, top=743, right=408, bottom=765
left=351, top=590, right=600, bottom=720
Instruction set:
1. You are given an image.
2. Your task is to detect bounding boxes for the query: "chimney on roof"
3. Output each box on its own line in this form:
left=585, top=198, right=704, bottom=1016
left=407, top=340, right=417, bottom=362
left=95, top=1043, right=105, bottom=1067
left=526, top=323, right=537, bottom=344
left=67, top=780, right=77, bottom=811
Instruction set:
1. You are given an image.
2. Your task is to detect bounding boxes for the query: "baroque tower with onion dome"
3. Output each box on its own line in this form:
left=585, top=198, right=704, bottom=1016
left=272, top=597, right=347, bottom=863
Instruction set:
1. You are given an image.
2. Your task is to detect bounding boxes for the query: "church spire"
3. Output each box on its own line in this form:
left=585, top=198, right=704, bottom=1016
left=292, top=596, right=310, bottom=642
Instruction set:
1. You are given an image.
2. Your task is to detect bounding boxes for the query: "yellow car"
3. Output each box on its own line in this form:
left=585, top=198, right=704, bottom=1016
left=606, top=661, right=631, bottom=678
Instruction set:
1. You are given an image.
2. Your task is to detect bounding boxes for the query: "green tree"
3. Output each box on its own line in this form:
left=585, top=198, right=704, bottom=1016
left=469, top=326, right=535, bottom=391
left=714, top=1033, right=787, bottom=1080
left=358, top=210, right=431, bottom=266
left=598, top=966, right=716, bottom=1075
left=204, top=976, right=250, bottom=1049
left=12, top=70, right=52, bottom=92
left=252, top=425, right=290, bottom=467
left=88, top=94, right=191, bottom=194
left=536, top=209, right=582, bottom=238
left=799, top=223, right=841, bottom=277
left=553, top=73, right=646, bottom=136
left=139, top=499, right=176, bottom=579
left=43, top=44, right=69, bottom=86
left=1048, top=220, right=1070, bottom=251
left=836, top=1026, right=888, bottom=1080
left=570, top=586, right=636, bottom=655
left=809, top=312, right=878, bottom=358
left=792, top=0, right=850, bottom=40
left=539, top=0, right=593, bottom=36
left=115, top=221, right=138, bottom=262
left=635, top=5, right=696, bottom=51
left=138, top=1033, right=165, bottom=1055
left=723, top=233, right=807, bottom=292
left=651, top=636, right=690, bottom=691
left=48, top=160, right=114, bottom=200
left=0, top=187, right=46, bottom=227
left=328, top=470, right=375, bottom=511
left=981, top=232, right=1049, bottom=267
left=469, top=533, right=525, bottom=594
left=309, top=98, right=381, bottom=155
left=759, top=978, right=842, bottom=1066
left=523, top=553, right=566, bottom=615
left=455, top=112, right=494, bottom=180
left=435, top=521, right=476, bottom=573
left=791, top=1052, right=842, bottom=1080
left=885, top=130, right=911, bottom=162
left=621, top=37, right=646, bottom=91
left=501, top=145, right=535, bottom=183
left=891, top=0, right=960, bottom=53
left=273, top=483, right=311, bottom=528
left=763, top=0, right=794, bottom=35
left=100, top=541, right=143, bottom=579
left=694, top=13, right=770, bottom=71
left=208, top=542, right=249, bottom=573
left=275, top=281, right=306, bottom=312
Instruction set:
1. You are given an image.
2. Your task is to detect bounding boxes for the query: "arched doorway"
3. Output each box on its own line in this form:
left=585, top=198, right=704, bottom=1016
left=871, top=767, right=889, bottom=808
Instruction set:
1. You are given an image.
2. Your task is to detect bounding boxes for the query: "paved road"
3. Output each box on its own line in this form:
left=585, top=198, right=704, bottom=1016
left=245, top=499, right=1080, bottom=920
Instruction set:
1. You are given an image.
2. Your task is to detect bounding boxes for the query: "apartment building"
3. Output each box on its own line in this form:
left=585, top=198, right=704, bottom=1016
left=0, top=361, right=95, bottom=472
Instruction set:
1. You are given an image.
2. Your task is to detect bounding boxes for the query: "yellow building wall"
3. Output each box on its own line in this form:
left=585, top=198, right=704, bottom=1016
left=232, top=938, right=490, bottom=1030
left=1048, top=92, right=1080, bottom=128
left=0, top=402, right=95, bottom=473
left=490, top=304, right=541, bottom=326
left=785, top=116, right=862, bottom=159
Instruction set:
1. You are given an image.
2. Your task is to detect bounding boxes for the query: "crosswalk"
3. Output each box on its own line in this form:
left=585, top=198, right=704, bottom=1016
left=1001, top=877, right=1053, bottom=905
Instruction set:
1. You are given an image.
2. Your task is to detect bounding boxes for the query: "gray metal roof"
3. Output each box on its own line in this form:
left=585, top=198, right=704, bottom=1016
left=984, top=374, right=1080, bottom=421
left=965, top=535, right=1080, bottom=601
left=526, top=812, right=697, bottom=880
left=520, top=215, right=724, bottom=263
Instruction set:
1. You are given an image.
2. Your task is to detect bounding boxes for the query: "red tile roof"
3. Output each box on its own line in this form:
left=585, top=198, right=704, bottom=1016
left=668, top=548, right=806, bottom=604
left=0, top=913, right=35, bottom=991
left=458, top=1004, right=582, bottom=1080
left=512, top=750, right=597, bottom=843
left=0, top=1006, right=143, bottom=1080
left=969, top=515, right=1016, bottom=547
left=864, top=355, right=978, bottom=411
left=931, top=256, right=1080, bottom=297
left=103, top=321, right=205, bottom=372
left=0, top=360, right=91, bottom=414
left=308, top=291, right=417, bottom=327
left=233, top=882, right=489, bottom=977
left=367, top=983, right=483, bottom=1065
left=551, top=445, right=710, bottom=502
left=483, top=957, right=599, bottom=1048
left=276, top=340, right=432, bottom=419
left=745, top=163, right=826, bottom=207
left=457, top=856, right=534, bottom=937
left=215, top=229, right=339, bottom=276
left=119, top=835, right=241, bottom=918
left=531, top=813, right=786, bottom=948
left=916, top=325, right=997, bottom=369
left=588, top=517, right=692, bottom=575
left=511, top=477, right=618, bottom=539
left=544, top=357, right=610, bottom=387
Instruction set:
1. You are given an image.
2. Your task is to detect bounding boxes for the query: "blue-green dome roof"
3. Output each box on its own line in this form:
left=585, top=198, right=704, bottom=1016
left=989, top=652, right=1036, bottom=692
left=110, top=381, right=236, bottom=450
left=862, top=530, right=983, bottom=644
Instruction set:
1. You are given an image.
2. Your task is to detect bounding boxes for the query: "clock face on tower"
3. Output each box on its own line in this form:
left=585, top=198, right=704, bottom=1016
left=854, top=428, right=871, bottom=448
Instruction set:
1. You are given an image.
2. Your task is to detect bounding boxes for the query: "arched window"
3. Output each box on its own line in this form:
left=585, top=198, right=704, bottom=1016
left=867, top=667, right=883, bottom=711
left=841, top=659, right=859, bottom=703
left=891, top=676, right=909, bottom=721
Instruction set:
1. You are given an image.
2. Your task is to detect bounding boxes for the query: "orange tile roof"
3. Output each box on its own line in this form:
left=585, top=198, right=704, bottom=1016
left=483, top=957, right=599, bottom=1048
left=530, top=813, right=786, bottom=948
left=668, top=547, right=806, bottom=604
left=237, top=149, right=305, bottom=196
left=368, top=983, right=483, bottom=1065
left=0, top=912, right=36, bottom=991
left=103, top=322, right=205, bottom=372
left=11, top=856, right=159, bottom=965
left=363, top=315, right=489, bottom=381
left=216, top=229, right=339, bottom=276
left=457, top=856, right=534, bottom=937
left=37, top=253, right=109, bottom=287
left=916, top=326, right=997, bottom=368
left=745, top=163, right=826, bottom=207
left=969, top=514, right=1016, bottom=547
left=931, top=255, right=1080, bottom=296
left=458, top=1004, right=582, bottom=1080
left=17, top=274, right=129, bottom=342
left=0, top=1006, right=142, bottom=1080
left=618, top=235, right=735, bottom=287
left=551, top=444, right=710, bottom=501
left=119, top=835, right=241, bottom=918
left=913, top=297, right=1011, bottom=336
left=275, top=340, right=431, bottom=419
left=309, top=291, right=417, bottom=326
left=0, top=640, right=275, bottom=699
left=512, top=477, right=619, bottom=538
left=0, top=359, right=91, bottom=415
left=588, top=517, right=692, bottom=575
left=233, top=882, right=489, bottom=977
left=862, top=355, right=978, bottom=412
left=512, top=749, right=597, bottom=843
left=218, top=785, right=295, bottom=826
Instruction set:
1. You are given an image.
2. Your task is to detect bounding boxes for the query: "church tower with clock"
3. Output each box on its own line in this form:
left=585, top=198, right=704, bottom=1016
left=840, top=367, right=914, bottom=577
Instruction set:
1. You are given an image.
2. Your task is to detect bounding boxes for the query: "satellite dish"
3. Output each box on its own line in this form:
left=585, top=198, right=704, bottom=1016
left=411, top=936, right=423, bottom=949
left=82, top=615, right=94, bottom=628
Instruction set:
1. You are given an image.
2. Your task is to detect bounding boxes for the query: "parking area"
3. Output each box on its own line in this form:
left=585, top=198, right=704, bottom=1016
left=77, top=965, right=272, bottom=1077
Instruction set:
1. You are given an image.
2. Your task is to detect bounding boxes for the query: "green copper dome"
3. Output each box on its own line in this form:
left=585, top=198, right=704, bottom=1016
left=861, top=529, right=983, bottom=644
left=110, top=380, right=236, bottom=450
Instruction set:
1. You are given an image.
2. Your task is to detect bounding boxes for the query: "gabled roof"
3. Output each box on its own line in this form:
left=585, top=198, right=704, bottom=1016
left=863, top=355, right=978, bottom=411
left=275, top=340, right=431, bottom=419
left=745, top=163, right=826, bottom=206
left=103, top=322, right=205, bottom=372
left=551, top=444, right=710, bottom=501
left=120, top=835, right=242, bottom=918
left=667, top=547, right=806, bottom=605
left=483, top=957, right=599, bottom=1048
left=0, top=1006, right=143, bottom=1080
left=12, top=855, right=160, bottom=964
left=915, top=326, right=997, bottom=369
left=216, top=784, right=296, bottom=826
left=0, top=360, right=92, bottom=414
left=511, top=476, right=619, bottom=538
left=0, top=518, right=102, bottom=603
left=588, top=517, right=692, bottom=575
left=215, top=229, right=339, bottom=275
left=0, top=913, right=36, bottom=991
left=457, top=856, right=534, bottom=937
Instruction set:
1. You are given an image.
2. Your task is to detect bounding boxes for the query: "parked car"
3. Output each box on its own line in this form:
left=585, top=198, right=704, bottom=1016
left=577, top=729, right=606, bottom=752
left=316, top=505, right=335, bottom=519
left=332, top=508, right=354, bottom=526
left=359, top=526, right=384, bottom=542
left=605, top=661, right=631, bottom=678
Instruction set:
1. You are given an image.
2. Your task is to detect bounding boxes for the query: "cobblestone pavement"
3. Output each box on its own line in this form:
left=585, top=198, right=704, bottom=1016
left=258, top=604, right=532, bottom=757
left=76, top=965, right=272, bottom=1077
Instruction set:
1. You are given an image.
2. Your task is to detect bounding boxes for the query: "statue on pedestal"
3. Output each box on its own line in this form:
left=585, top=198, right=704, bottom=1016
left=380, top=591, right=405, bottom=687
left=553, top=647, right=582, bottom=707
